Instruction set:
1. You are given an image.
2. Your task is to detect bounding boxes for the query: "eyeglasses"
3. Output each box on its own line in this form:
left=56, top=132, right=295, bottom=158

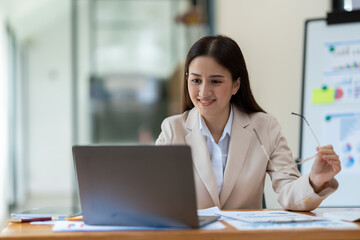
left=253, top=112, right=320, bottom=172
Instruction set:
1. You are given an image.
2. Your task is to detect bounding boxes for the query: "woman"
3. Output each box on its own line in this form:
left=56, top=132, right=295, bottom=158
left=156, top=35, right=340, bottom=211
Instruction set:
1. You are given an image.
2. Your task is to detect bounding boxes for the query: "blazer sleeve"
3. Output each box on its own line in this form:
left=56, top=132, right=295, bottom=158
left=155, top=118, right=173, bottom=145
left=266, top=116, right=338, bottom=211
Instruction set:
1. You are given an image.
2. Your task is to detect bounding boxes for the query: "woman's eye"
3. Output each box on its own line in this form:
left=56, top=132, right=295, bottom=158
left=212, top=80, right=222, bottom=84
left=191, top=79, right=201, bottom=84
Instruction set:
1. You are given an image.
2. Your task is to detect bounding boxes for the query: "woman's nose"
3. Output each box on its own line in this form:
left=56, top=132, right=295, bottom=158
left=199, top=82, right=211, bottom=97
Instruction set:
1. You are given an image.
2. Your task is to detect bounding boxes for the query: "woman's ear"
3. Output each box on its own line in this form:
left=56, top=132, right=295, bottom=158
left=232, top=77, right=241, bottom=95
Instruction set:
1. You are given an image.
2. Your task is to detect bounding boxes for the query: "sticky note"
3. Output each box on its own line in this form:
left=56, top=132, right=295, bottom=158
left=312, top=88, right=335, bottom=104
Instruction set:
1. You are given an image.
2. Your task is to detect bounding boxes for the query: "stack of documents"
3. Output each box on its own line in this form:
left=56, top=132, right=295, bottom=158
left=198, top=207, right=358, bottom=230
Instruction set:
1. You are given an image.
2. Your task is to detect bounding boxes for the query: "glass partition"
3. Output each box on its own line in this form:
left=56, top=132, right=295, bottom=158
left=75, top=0, right=212, bottom=145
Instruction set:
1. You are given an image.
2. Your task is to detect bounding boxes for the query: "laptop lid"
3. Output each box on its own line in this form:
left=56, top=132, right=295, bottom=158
left=73, top=145, right=217, bottom=228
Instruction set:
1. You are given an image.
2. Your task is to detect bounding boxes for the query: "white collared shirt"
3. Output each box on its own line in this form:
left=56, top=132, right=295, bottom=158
left=199, top=105, right=233, bottom=195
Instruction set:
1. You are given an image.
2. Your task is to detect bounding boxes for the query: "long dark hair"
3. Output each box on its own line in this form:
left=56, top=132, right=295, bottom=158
left=182, top=35, right=265, bottom=114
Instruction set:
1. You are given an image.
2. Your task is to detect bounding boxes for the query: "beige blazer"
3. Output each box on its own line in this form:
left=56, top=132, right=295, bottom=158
left=156, top=105, right=338, bottom=211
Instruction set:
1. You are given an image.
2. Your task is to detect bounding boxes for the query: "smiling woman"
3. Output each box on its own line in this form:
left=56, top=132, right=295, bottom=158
left=156, top=35, right=341, bottom=211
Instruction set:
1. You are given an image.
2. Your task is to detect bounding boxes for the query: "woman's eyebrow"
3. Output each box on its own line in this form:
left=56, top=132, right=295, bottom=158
left=190, top=72, right=201, bottom=77
left=209, top=74, right=224, bottom=78
left=190, top=73, right=225, bottom=78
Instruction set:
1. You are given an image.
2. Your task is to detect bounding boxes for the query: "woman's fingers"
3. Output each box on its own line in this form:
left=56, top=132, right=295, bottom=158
left=317, top=145, right=339, bottom=161
left=318, top=147, right=336, bottom=154
left=314, top=144, right=341, bottom=172
left=321, top=154, right=339, bottom=160
left=324, top=157, right=341, bottom=173
left=317, top=145, right=333, bottom=151
left=331, top=160, right=341, bottom=173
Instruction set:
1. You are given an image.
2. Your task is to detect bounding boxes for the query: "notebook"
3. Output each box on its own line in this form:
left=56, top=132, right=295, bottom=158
left=11, top=206, right=80, bottom=219
left=72, top=145, right=219, bottom=228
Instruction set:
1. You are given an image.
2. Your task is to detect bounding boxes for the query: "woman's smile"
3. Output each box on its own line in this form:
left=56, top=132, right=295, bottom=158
left=198, top=98, right=216, bottom=106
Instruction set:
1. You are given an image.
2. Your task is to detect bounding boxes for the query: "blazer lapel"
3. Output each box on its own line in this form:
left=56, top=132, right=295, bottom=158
left=185, top=108, right=220, bottom=207
left=220, top=106, right=251, bottom=207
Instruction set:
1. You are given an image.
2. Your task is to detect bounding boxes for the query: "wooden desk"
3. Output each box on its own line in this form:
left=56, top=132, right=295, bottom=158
left=1, top=209, right=360, bottom=240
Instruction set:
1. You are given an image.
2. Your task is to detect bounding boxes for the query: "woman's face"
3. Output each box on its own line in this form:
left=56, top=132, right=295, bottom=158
left=187, top=56, right=240, bottom=122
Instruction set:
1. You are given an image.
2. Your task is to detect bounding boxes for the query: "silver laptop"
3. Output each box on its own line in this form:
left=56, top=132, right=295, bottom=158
left=72, top=145, right=219, bottom=228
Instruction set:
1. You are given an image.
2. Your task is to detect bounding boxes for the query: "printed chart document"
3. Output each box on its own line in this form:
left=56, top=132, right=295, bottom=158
left=198, top=208, right=357, bottom=230
left=218, top=210, right=324, bottom=223
left=226, top=218, right=356, bottom=230
left=219, top=210, right=357, bottom=230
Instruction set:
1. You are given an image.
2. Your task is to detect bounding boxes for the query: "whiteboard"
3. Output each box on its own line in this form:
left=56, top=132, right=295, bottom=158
left=301, top=19, right=360, bottom=207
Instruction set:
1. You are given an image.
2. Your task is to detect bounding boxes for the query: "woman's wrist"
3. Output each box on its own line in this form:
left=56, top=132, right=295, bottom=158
left=309, top=174, right=328, bottom=193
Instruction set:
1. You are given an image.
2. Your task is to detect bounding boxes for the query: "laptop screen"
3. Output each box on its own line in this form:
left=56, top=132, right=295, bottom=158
left=73, top=145, right=202, bottom=228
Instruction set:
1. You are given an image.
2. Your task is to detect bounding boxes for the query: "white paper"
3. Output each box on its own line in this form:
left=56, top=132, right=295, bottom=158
left=31, top=220, right=63, bottom=225
left=217, top=210, right=324, bottom=223
left=52, top=221, right=225, bottom=232
left=197, top=206, right=222, bottom=216
left=197, top=206, right=231, bottom=220
left=226, top=219, right=357, bottom=230
left=323, top=211, right=360, bottom=222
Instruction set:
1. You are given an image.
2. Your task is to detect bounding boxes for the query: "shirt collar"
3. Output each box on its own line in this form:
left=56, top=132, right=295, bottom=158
left=199, top=105, right=233, bottom=142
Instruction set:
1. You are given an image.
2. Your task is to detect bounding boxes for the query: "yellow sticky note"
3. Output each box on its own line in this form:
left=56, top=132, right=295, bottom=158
left=312, top=88, right=335, bottom=104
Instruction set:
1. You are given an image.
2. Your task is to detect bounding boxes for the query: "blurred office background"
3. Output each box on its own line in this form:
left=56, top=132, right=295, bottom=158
left=0, top=0, right=357, bottom=227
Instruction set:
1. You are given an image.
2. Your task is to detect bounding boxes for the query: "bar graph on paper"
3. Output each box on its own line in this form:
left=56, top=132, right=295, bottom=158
left=322, top=112, right=360, bottom=173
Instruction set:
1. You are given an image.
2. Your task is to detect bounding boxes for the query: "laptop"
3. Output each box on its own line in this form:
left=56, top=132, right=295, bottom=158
left=72, top=145, right=219, bottom=228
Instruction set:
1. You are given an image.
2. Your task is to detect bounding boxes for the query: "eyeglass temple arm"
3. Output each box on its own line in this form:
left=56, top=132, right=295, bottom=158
left=253, top=129, right=271, bottom=161
left=253, top=128, right=283, bottom=172
left=291, top=112, right=321, bottom=147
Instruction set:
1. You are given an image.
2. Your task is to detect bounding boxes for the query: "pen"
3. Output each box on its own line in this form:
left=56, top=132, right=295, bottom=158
left=65, top=216, right=83, bottom=221
left=8, top=217, right=60, bottom=223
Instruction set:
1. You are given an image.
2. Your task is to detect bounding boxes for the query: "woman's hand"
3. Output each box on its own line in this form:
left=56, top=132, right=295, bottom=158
left=309, top=145, right=341, bottom=193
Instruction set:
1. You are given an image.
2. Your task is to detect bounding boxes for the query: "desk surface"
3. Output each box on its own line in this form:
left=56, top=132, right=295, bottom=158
left=1, top=209, right=360, bottom=240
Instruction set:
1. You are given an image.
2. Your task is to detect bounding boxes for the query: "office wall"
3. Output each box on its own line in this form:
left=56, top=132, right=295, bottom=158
left=1, top=0, right=74, bottom=201
left=26, top=1, right=73, bottom=197
left=76, top=0, right=91, bottom=145
left=215, top=0, right=331, bottom=207
left=0, top=9, right=9, bottom=227
left=0, top=0, right=74, bottom=209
